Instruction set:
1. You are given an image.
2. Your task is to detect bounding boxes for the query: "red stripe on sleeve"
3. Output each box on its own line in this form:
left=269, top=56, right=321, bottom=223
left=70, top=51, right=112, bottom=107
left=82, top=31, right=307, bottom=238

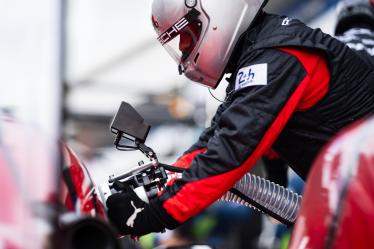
left=173, top=148, right=207, bottom=169
left=158, top=149, right=206, bottom=197
left=278, top=48, right=330, bottom=111
left=264, top=148, right=281, bottom=160
left=163, top=48, right=330, bottom=223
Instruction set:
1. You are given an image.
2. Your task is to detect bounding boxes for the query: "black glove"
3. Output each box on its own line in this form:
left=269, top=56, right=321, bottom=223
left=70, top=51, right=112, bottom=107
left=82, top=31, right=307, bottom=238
left=106, top=187, right=165, bottom=236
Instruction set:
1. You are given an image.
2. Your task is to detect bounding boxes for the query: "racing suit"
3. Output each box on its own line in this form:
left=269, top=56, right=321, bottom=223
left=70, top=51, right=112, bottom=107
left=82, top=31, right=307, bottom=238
left=149, top=12, right=374, bottom=229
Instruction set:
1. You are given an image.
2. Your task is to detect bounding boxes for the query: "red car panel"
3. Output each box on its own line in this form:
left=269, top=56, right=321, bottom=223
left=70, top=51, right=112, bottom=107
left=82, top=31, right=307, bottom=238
left=0, top=120, right=58, bottom=249
left=61, top=144, right=106, bottom=219
left=290, top=118, right=374, bottom=249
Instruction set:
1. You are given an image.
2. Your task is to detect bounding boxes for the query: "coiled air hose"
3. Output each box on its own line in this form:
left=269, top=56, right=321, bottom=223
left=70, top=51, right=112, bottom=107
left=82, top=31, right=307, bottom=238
left=155, top=164, right=302, bottom=226
left=221, top=173, right=302, bottom=226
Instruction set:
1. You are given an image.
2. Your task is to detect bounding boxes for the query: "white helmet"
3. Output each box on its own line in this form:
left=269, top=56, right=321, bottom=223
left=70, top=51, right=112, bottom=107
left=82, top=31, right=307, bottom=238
left=151, top=0, right=268, bottom=88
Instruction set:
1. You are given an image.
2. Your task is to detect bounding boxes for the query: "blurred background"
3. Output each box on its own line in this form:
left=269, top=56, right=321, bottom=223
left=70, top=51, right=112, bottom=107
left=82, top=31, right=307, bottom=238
left=0, top=0, right=340, bottom=248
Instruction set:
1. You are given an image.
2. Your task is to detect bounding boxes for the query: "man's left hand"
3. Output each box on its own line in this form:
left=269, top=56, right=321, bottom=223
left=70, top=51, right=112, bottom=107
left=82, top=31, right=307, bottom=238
left=106, top=188, right=165, bottom=236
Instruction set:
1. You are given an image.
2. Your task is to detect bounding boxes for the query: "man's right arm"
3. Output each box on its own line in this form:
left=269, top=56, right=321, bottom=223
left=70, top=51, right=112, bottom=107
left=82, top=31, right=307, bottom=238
left=173, top=102, right=228, bottom=168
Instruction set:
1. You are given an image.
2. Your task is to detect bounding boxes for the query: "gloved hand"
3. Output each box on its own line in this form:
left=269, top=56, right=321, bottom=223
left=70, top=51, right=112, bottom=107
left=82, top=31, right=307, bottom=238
left=106, top=187, right=165, bottom=236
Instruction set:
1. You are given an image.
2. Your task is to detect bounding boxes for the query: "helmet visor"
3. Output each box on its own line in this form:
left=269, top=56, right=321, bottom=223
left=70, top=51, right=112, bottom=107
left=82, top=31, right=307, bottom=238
left=157, top=8, right=202, bottom=64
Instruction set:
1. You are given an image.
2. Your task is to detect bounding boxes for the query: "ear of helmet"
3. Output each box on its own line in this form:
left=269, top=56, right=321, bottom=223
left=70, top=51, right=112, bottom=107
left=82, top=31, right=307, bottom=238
left=151, top=0, right=269, bottom=89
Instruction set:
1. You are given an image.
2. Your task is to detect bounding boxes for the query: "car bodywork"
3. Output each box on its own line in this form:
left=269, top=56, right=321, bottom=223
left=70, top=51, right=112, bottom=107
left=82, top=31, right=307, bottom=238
left=0, top=117, right=120, bottom=249
left=290, top=117, right=374, bottom=249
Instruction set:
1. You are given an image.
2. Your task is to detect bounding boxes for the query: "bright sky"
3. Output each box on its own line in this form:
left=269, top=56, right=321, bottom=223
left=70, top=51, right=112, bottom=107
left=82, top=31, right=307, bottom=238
left=0, top=0, right=61, bottom=138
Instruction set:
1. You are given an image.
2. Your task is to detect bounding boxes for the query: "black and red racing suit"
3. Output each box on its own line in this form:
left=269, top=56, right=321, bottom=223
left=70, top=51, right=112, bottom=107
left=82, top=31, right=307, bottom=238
left=149, top=12, right=374, bottom=229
